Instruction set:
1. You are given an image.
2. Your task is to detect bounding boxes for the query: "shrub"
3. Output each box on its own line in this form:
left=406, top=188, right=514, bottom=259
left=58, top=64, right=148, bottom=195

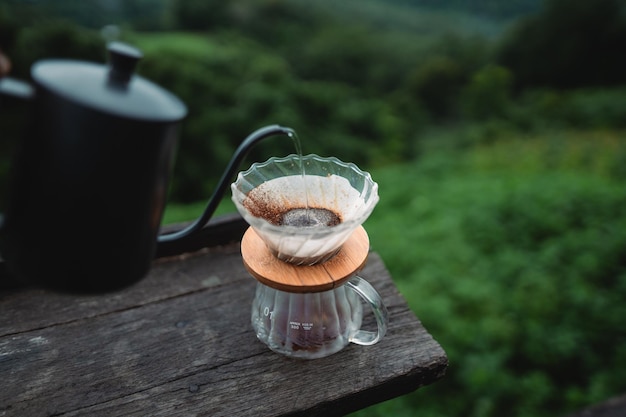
left=460, top=65, right=513, bottom=121
left=405, top=33, right=491, bottom=120
left=134, top=32, right=414, bottom=202
left=358, top=144, right=626, bottom=417
left=496, top=0, right=626, bottom=90
left=11, top=21, right=105, bottom=75
left=550, top=89, right=626, bottom=130
left=456, top=174, right=626, bottom=416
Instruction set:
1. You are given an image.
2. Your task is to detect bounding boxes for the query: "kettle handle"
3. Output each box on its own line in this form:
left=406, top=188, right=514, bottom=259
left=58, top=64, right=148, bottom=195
left=156, top=124, right=295, bottom=248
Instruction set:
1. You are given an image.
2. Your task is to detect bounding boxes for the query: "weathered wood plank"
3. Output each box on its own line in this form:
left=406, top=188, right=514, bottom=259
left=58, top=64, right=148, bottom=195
left=0, top=226, right=448, bottom=416
left=0, top=243, right=243, bottom=335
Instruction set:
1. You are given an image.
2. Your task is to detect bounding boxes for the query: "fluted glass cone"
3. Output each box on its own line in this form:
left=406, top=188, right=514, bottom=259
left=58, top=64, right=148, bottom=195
left=231, top=154, right=379, bottom=265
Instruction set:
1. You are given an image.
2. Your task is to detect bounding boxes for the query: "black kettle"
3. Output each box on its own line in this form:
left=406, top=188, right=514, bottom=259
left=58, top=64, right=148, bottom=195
left=0, top=42, right=294, bottom=294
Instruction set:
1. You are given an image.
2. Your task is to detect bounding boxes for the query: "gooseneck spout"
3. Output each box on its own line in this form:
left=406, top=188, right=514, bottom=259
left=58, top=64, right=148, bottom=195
left=156, top=124, right=295, bottom=251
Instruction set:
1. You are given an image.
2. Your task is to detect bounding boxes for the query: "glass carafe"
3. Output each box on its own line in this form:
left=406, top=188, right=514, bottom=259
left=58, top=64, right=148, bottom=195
left=251, top=275, right=388, bottom=359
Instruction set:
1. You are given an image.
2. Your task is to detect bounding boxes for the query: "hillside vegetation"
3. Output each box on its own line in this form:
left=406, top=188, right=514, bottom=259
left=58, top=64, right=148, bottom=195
left=2, top=0, right=625, bottom=202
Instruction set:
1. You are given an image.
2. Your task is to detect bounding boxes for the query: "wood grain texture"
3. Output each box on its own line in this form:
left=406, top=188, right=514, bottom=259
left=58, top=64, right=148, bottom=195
left=241, top=226, right=369, bottom=293
left=0, top=223, right=447, bottom=417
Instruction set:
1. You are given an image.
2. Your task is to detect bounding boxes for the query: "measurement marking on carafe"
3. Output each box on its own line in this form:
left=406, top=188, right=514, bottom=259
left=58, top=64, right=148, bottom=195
left=263, top=307, right=275, bottom=320
left=289, top=321, right=313, bottom=330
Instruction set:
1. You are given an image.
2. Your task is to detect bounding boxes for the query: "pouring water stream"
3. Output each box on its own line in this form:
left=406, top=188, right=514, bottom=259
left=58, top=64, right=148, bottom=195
left=287, top=131, right=340, bottom=228
left=287, top=130, right=310, bottom=223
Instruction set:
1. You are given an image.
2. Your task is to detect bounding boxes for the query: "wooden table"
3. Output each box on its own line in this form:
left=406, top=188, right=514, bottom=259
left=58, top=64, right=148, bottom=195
left=0, top=215, right=448, bottom=416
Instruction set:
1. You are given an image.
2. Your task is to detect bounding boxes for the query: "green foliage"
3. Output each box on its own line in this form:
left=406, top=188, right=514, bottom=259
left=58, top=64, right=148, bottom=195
left=1, top=0, right=169, bottom=30
left=407, top=55, right=465, bottom=120
left=128, top=29, right=415, bottom=201
left=457, top=175, right=626, bottom=416
left=405, top=33, right=492, bottom=120
left=383, top=0, right=542, bottom=19
left=11, top=21, right=104, bottom=74
left=466, top=130, right=626, bottom=181
left=497, top=88, right=626, bottom=133
left=290, top=24, right=398, bottom=91
left=460, top=65, right=513, bottom=121
left=168, top=0, right=229, bottom=31
left=298, top=0, right=526, bottom=37
left=0, top=4, right=104, bottom=76
left=496, top=0, right=626, bottom=89
left=5, top=0, right=625, bottom=204
left=526, top=89, right=626, bottom=130
left=353, top=132, right=626, bottom=417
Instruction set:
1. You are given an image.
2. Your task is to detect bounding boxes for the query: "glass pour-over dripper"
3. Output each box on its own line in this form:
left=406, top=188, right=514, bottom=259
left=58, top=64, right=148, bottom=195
left=231, top=154, right=379, bottom=265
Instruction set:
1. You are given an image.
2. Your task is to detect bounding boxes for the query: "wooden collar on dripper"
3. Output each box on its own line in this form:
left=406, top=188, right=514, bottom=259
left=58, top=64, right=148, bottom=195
left=241, top=226, right=370, bottom=293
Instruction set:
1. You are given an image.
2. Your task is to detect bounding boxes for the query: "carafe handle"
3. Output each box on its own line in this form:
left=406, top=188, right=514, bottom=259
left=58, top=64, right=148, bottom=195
left=346, top=275, right=389, bottom=345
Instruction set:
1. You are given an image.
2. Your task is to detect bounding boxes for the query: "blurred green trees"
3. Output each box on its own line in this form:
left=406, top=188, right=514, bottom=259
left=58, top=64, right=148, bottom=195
left=360, top=130, right=626, bottom=417
left=496, top=0, right=626, bottom=89
left=3, top=0, right=624, bottom=202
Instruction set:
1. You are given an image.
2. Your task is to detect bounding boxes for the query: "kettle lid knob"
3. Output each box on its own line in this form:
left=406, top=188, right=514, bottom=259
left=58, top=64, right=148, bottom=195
left=107, top=41, right=142, bottom=85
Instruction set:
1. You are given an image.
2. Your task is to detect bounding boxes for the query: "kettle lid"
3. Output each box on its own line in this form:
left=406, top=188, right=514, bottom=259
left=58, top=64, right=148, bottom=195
left=31, top=42, right=187, bottom=122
